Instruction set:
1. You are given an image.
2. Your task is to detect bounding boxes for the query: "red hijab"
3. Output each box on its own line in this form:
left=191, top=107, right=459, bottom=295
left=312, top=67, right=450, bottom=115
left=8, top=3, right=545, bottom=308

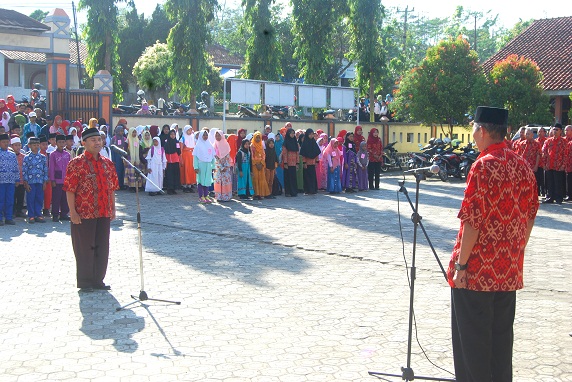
left=354, top=125, right=365, bottom=147
left=0, top=99, right=8, bottom=115
left=367, top=128, right=383, bottom=157
left=237, top=129, right=247, bottom=152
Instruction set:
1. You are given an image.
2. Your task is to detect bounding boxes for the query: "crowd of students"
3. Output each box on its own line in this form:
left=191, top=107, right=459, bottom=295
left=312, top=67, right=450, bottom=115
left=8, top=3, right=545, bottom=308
left=2, top=94, right=570, bottom=225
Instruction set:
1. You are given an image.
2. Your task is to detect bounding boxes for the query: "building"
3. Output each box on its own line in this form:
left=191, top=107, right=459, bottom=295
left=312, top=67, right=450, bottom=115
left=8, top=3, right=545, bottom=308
left=482, top=17, right=572, bottom=125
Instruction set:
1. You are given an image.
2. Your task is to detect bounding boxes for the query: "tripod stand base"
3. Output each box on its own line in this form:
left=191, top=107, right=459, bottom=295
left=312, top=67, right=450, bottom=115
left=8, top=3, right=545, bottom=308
left=116, top=290, right=181, bottom=311
left=369, top=368, right=455, bottom=381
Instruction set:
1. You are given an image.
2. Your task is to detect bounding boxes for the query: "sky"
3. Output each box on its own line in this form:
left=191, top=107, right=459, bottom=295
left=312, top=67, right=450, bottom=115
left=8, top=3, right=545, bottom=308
left=7, top=0, right=571, bottom=31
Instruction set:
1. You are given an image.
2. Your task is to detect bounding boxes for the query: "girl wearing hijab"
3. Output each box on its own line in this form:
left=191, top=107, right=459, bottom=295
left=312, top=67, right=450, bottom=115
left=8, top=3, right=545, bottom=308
left=6, top=95, right=17, bottom=113
left=164, top=128, right=181, bottom=194
left=264, top=133, right=278, bottom=197
left=159, top=124, right=171, bottom=146
left=68, top=127, right=81, bottom=149
left=50, top=115, right=66, bottom=135
left=124, top=127, right=147, bottom=191
left=226, top=133, right=239, bottom=194
left=193, top=128, right=216, bottom=203
left=0, top=99, right=9, bottom=116
left=110, top=124, right=127, bottom=190
left=342, top=132, right=358, bottom=192
left=354, top=125, right=365, bottom=147
left=212, top=129, right=233, bottom=202
left=180, top=125, right=197, bottom=193
left=250, top=131, right=269, bottom=200
left=317, top=133, right=329, bottom=190
left=1, top=111, right=10, bottom=131
left=296, top=132, right=305, bottom=192
left=274, top=130, right=284, bottom=188
left=235, top=138, right=253, bottom=199
left=299, top=128, right=321, bottom=195
left=282, top=128, right=299, bottom=197
left=357, top=141, right=369, bottom=191
left=367, top=128, right=383, bottom=190
left=236, top=128, right=247, bottom=153
left=145, top=137, right=167, bottom=196
left=324, top=138, right=343, bottom=194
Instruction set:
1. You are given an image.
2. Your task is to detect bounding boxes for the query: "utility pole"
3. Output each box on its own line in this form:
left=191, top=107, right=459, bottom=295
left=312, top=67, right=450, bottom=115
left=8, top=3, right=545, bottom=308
left=474, top=13, right=478, bottom=53
left=72, top=1, right=82, bottom=88
left=396, top=6, right=414, bottom=54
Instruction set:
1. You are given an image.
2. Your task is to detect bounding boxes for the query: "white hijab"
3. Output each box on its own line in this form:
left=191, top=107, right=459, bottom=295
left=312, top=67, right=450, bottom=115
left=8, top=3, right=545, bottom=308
left=182, top=125, right=195, bottom=148
left=193, top=129, right=215, bottom=162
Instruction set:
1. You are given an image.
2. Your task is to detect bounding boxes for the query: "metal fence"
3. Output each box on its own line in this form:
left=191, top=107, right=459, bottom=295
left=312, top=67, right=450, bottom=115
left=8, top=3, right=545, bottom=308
left=48, top=90, right=99, bottom=123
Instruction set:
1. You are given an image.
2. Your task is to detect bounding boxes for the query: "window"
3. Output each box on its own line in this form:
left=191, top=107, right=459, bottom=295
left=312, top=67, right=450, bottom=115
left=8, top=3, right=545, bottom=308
left=392, top=132, right=396, bottom=142
left=407, top=133, right=414, bottom=143
left=400, top=132, right=403, bottom=143
left=424, top=133, right=428, bottom=143
left=417, top=133, right=421, bottom=143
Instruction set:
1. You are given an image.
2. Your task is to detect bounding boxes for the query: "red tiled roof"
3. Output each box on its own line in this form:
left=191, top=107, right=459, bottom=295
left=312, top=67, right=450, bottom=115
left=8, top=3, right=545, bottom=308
left=207, top=44, right=244, bottom=68
left=0, top=41, right=87, bottom=66
left=482, top=17, right=572, bottom=91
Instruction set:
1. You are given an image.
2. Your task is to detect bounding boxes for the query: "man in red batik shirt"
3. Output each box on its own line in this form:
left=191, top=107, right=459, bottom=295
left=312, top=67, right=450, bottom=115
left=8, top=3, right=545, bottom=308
left=447, top=106, right=538, bottom=382
left=64, top=126, right=119, bottom=292
left=515, top=127, right=540, bottom=172
left=564, top=125, right=572, bottom=201
left=541, top=123, right=567, bottom=204
left=535, top=127, right=548, bottom=196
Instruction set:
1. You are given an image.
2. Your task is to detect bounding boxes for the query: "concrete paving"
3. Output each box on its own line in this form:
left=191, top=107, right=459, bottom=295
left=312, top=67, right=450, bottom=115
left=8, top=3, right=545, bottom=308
left=0, top=174, right=570, bottom=382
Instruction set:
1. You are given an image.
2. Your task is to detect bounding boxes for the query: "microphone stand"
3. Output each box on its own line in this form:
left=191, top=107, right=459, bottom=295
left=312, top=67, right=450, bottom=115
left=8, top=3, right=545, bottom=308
left=116, top=155, right=181, bottom=311
left=369, top=172, right=454, bottom=382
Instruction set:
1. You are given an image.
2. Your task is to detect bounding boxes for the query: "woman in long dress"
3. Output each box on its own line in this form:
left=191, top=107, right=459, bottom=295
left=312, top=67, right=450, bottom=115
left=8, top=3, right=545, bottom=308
left=124, top=127, right=147, bottom=191
left=281, top=128, right=299, bottom=197
left=145, top=137, right=167, bottom=196
left=299, top=128, right=321, bottom=195
left=164, top=128, right=181, bottom=194
left=193, top=128, right=216, bottom=203
left=235, top=139, right=253, bottom=199
left=342, top=132, right=358, bottom=192
left=180, top=125, right=197, bottom=193
left=324, top=138, right=343, bottom=194
left=317, top=133, right=329, bottom=190
left=212, top=129, right=233, bottom=201
left=250, top=131, right=270, bottom=200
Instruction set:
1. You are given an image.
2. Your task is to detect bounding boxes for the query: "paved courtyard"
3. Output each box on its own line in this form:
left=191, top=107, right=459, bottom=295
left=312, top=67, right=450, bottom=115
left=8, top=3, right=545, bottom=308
left=0, top=174, right=570, bottom=382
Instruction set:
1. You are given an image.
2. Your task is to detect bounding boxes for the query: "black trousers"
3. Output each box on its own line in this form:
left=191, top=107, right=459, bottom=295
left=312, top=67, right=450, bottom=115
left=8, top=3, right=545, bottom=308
left=71, top=218, right=111, bottom=288
left=303, top=165, right=317, bottom=194
left=451, top=288, right=516, bottom=382
left=534, top=168, right=545, bottom=196
left=567, top=172, right=572, bottom=199
left=545, top=169, right=565, bottom=202
left=367, top=162, right=381, bottom=189
left=14, top=184, right=25, bottom=213
left=284, top=166, right=298, bottom=196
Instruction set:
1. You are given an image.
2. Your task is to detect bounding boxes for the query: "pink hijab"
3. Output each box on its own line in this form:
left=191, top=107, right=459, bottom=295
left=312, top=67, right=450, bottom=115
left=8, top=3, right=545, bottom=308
left=211, top=128, right=231, bottom=159
left=323, top=138, right=342, bottom=167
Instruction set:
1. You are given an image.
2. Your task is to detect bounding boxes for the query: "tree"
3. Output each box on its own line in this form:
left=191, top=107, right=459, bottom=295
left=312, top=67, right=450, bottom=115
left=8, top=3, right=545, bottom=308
left=241, top=0, right=281, bottom=80
left=78, top=0, right=126, bottom=101
left=145, top=5, right=174, bottom=44
left=291, top=0, right=348, bottom=85
left=165, top=0, right=218, bottom=107
left=488, top=54, right=551, bottom=127
left=132, top=42, right=172, bottom=100
left=211, top=6, right=247, bottom=56
left=393, top=36, right=484, bottom=138
left=117, top=5, right=148, bottom=94
left=348, top=0, right=385, bottom=121
left=29, top=10, right=48, bottom=22
left=496, top=19, right=533, bottom=51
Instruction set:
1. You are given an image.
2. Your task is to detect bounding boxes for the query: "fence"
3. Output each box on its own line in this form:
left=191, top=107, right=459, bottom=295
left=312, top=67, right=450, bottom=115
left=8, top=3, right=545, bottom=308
left=48, top=90, right=99, bottom=123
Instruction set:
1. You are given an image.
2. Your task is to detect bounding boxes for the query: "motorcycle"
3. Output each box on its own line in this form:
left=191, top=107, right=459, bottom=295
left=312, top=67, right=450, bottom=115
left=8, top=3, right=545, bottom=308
left=407, top=141, right=446, bottom=177
left=381, top=141, right=403, bottom=172
left=268, top=105, right=289, bottom=119
left=237, top=105, right=259, bottom=118
left=458, top=143, right=479, bottom=180
left=432, top=146, right=462, bottom=182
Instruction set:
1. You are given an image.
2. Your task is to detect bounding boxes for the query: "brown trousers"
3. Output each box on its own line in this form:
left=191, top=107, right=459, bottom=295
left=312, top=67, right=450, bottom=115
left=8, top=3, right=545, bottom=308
left=71, top=218, right=111, bottom=288
left=265, top=168, right=275, bottom=194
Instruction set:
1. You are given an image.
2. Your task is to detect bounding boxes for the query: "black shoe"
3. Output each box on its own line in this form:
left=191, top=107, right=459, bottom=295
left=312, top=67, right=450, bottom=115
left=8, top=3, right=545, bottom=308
left=79, top=287, right=94, bottom=293
left=52, top=216, right=60, bottom=222
left=42, top=209, right=50, bottom=217
left=5, top=220, right=15, bottom=225
left=93, top=285, right=111, bottom=290
left=542, top=199, right=554, bottom=204
left=60, top=215, right=70, bottom=221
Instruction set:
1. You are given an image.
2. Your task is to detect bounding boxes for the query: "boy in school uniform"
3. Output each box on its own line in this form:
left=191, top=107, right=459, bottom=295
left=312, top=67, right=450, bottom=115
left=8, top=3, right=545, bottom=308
left=11, top=137, right=26, bottom=218
left=39, top=136, right=52, bottom=217
left=22, top=137, right=48, bottom=223
left=0, top=134, right=19, bottom=225
left=49, top=135, right=71, bottom=222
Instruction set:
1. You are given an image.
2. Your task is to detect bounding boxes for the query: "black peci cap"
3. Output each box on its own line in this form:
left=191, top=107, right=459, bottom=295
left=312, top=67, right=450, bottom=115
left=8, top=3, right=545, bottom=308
left=474, top=106, right=509, bottom=127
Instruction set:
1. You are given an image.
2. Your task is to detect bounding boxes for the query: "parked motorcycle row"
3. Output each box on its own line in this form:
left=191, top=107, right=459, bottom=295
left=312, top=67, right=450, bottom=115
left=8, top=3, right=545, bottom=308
left=407, top=138, right=479, bottom=182
left=115, top=90, right=212, bottom=116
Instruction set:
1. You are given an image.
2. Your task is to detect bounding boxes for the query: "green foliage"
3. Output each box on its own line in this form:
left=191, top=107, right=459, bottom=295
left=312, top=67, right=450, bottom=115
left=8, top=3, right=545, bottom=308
left=205, top=61, right=224, bottom=96
left=132, top=42, right=171, bottom=99
left=78, top=0, right=125, bottom=101
left=145, top=5, right=175, bottom=44
left=29, top=10, right=48, bottom=22
left=211, top=7, right=247, bottom=56
left=393, top=37, right=484, bottom=137
left=488, top=54, right=551, bottom=127
left=274, top=13, right=298, bottom=81
left=165, top=0, right=218, bottom=105
left=117, top=5, right=148, bottom=93
left=242, top=0, right=282, bottom=80
left=496, top=19, right=533, bottom=50
left=348, top=0, right=385, bottom=120
left=291, top=0, right=348, bottom=85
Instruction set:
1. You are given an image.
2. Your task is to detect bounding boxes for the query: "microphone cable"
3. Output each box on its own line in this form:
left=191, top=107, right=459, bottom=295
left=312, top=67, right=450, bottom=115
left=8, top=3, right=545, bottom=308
left=396, top=187, right=455, bottom=378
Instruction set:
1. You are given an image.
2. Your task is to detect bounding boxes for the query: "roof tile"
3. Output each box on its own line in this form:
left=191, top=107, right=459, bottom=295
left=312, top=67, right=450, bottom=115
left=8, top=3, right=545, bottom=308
left=482, top=17, right=572, bottom=91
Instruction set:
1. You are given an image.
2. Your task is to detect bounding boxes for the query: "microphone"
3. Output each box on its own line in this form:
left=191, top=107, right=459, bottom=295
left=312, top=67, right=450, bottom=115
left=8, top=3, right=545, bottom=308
left=110, top=144, right=128, bottom=157
left=403, top=164, right=440, bottom=174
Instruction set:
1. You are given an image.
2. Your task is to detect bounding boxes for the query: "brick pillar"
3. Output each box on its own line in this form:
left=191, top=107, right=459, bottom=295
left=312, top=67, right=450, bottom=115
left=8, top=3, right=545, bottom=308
left=328, top=121, right=335, bottom=138
left=44, top=9, right=71, bottom=114
left=94, top=70, right=113, bottom=124
left=554, top=96, right=563, bottom=124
